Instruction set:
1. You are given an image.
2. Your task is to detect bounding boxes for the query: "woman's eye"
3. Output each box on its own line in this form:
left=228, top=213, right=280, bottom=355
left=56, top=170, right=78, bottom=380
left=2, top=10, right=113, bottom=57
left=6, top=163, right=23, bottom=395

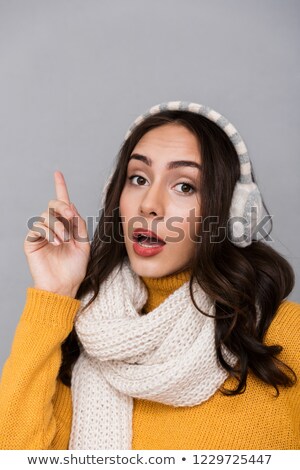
left=175, top=182, right=195, bottom=195
left=128, top=175, right=147, bottom=186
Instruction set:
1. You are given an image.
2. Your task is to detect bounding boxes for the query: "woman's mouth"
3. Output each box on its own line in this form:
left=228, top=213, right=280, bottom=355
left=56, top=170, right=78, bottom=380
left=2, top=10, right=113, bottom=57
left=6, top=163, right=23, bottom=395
left=132, top=232, right=166, bottom=257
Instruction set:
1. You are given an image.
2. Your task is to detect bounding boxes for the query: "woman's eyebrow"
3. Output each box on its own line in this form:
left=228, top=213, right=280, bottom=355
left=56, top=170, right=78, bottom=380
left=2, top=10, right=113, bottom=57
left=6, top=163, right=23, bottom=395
left=129, top=153, right=202, bottom=171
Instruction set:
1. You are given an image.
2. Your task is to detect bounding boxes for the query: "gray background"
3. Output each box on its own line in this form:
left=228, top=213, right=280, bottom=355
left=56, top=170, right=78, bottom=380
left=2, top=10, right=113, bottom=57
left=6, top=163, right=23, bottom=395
left=0, top=0, right=299, bottom=371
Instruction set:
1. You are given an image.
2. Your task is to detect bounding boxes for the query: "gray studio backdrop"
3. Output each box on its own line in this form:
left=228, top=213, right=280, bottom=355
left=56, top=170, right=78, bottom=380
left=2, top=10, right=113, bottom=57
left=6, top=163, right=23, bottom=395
left=0, top=0, right=299, bottom=371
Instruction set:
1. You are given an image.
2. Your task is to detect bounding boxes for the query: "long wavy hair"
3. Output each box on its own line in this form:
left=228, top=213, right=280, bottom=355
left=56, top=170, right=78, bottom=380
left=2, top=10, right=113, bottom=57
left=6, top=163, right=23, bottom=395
left=58, top=110, right=296, bottom=396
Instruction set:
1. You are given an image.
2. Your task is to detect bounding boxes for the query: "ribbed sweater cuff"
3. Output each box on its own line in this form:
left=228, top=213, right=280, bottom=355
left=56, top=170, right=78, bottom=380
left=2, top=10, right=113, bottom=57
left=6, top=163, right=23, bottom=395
left=22, top=287, right=81, bottom=330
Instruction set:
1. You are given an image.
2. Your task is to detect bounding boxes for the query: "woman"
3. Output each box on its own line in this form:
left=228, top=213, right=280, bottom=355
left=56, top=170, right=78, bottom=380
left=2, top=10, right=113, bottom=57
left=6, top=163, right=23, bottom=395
left=0, top=101, right=299, bottom=450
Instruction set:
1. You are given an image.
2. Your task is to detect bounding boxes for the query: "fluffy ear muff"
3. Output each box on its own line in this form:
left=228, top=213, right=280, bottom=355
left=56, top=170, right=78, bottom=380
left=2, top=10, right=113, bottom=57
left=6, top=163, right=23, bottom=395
left=229, top=181, right=264, bottom=247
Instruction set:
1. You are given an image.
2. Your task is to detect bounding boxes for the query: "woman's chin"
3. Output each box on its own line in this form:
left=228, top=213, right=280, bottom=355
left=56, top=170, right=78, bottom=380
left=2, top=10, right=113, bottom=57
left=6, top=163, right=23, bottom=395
left=126, top=250, right=183, bottom=279
left=128, top=257, right=167, bottom=278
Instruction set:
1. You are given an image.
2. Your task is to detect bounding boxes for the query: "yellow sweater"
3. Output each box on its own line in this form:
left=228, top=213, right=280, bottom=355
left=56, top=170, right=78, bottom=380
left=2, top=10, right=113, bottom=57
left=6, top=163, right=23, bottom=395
left=0, top=269, right=299, bottom=450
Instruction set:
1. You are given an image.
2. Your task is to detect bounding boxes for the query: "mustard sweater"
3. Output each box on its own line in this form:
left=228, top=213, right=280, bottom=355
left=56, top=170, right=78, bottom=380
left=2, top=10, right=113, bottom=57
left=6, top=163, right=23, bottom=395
left=0, top=269, right=299, bottom=450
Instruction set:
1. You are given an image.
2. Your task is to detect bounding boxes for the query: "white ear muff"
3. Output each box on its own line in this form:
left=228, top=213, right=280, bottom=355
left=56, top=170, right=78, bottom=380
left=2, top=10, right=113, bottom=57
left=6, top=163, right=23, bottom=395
left=229, top=182, right=264, bottom=247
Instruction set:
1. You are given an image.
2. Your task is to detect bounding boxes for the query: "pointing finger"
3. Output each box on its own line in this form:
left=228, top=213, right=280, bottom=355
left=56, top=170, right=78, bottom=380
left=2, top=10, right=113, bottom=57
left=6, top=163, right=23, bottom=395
left=54, top=170, right=71, bottom=204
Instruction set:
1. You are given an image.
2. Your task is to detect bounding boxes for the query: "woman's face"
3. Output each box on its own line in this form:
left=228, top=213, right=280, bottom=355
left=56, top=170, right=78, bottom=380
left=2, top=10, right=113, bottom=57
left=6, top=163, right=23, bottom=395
left=119, top=122, right=202, bottom=278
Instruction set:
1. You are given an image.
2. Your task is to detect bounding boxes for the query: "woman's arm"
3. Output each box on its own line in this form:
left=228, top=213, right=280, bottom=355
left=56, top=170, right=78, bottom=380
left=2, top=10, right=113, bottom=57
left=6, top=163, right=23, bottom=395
left=0, top=287, right=81, bottom=450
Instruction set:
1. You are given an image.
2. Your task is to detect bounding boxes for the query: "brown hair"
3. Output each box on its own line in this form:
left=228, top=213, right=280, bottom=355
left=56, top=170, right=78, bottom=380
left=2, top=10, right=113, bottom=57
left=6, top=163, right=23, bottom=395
left=58, top=110, right=296, bottom=396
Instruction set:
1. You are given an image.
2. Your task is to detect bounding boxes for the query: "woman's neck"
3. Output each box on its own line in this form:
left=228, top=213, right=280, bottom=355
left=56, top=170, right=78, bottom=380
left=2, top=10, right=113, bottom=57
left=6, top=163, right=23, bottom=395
left=140, top=267, right=192, bottom=314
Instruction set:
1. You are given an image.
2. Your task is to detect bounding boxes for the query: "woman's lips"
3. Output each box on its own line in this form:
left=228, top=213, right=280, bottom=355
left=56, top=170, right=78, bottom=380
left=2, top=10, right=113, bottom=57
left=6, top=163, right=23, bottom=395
left=133, top=228, right=165, bottom=244
left=132, top=238, right=166, bottom=257
left=131, top=227, right=166, bottom=257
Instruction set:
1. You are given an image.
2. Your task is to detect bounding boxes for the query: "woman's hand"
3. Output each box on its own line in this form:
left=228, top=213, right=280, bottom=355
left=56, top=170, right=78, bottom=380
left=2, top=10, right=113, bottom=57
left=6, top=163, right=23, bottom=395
left=24, top=171, right=90, bottom=298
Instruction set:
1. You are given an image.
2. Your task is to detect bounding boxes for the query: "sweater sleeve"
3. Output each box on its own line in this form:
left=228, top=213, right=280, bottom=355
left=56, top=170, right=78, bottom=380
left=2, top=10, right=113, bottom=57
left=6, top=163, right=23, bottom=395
left=0, top=287, right=81, bottom=450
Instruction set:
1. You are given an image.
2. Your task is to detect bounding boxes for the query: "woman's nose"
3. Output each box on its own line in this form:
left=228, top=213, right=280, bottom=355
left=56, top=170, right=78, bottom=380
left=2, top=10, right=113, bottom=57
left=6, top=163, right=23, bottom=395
left=138, top=184, right=164, bottom=218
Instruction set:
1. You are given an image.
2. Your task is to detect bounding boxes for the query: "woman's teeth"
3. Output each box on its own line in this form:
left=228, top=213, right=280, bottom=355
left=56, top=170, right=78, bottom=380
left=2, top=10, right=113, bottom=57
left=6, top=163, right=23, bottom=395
left=137, top=236, right=163, bottom=247
left=139, top=240, right=159, bottom=247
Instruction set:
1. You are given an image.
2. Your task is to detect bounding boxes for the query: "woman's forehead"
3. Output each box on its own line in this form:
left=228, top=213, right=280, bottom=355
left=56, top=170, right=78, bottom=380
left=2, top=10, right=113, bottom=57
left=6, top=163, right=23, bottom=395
left=131, top=123, right=201, bottom=161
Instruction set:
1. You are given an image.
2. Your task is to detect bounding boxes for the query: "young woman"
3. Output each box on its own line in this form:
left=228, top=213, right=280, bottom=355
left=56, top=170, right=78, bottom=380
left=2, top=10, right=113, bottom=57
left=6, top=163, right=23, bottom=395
left=0, top=101, right=299, bottom=450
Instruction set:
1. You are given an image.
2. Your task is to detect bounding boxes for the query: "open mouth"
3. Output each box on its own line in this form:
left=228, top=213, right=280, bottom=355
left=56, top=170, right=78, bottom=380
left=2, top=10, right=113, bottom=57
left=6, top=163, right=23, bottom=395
left=133, top=233, right=166, bottom=247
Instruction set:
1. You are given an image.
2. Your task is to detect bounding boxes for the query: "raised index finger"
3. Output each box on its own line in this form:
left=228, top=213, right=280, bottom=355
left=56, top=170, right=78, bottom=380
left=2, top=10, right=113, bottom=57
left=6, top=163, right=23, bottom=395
left=54, top=170, right=71, bottom=204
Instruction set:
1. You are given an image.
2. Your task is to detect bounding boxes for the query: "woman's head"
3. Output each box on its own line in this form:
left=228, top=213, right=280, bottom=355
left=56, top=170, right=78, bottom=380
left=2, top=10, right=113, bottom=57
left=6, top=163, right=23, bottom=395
left=101, top=109, right=241, bottom=278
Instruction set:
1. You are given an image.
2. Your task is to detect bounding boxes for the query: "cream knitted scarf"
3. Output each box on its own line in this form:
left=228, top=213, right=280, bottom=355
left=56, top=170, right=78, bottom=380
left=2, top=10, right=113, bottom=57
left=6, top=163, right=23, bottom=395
left=68, top=257, right=237, bottom=450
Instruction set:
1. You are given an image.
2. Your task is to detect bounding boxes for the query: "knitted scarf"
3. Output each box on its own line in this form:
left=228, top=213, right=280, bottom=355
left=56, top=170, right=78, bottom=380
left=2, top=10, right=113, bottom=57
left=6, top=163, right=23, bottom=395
left=68, top=257, right=237, bottom=450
